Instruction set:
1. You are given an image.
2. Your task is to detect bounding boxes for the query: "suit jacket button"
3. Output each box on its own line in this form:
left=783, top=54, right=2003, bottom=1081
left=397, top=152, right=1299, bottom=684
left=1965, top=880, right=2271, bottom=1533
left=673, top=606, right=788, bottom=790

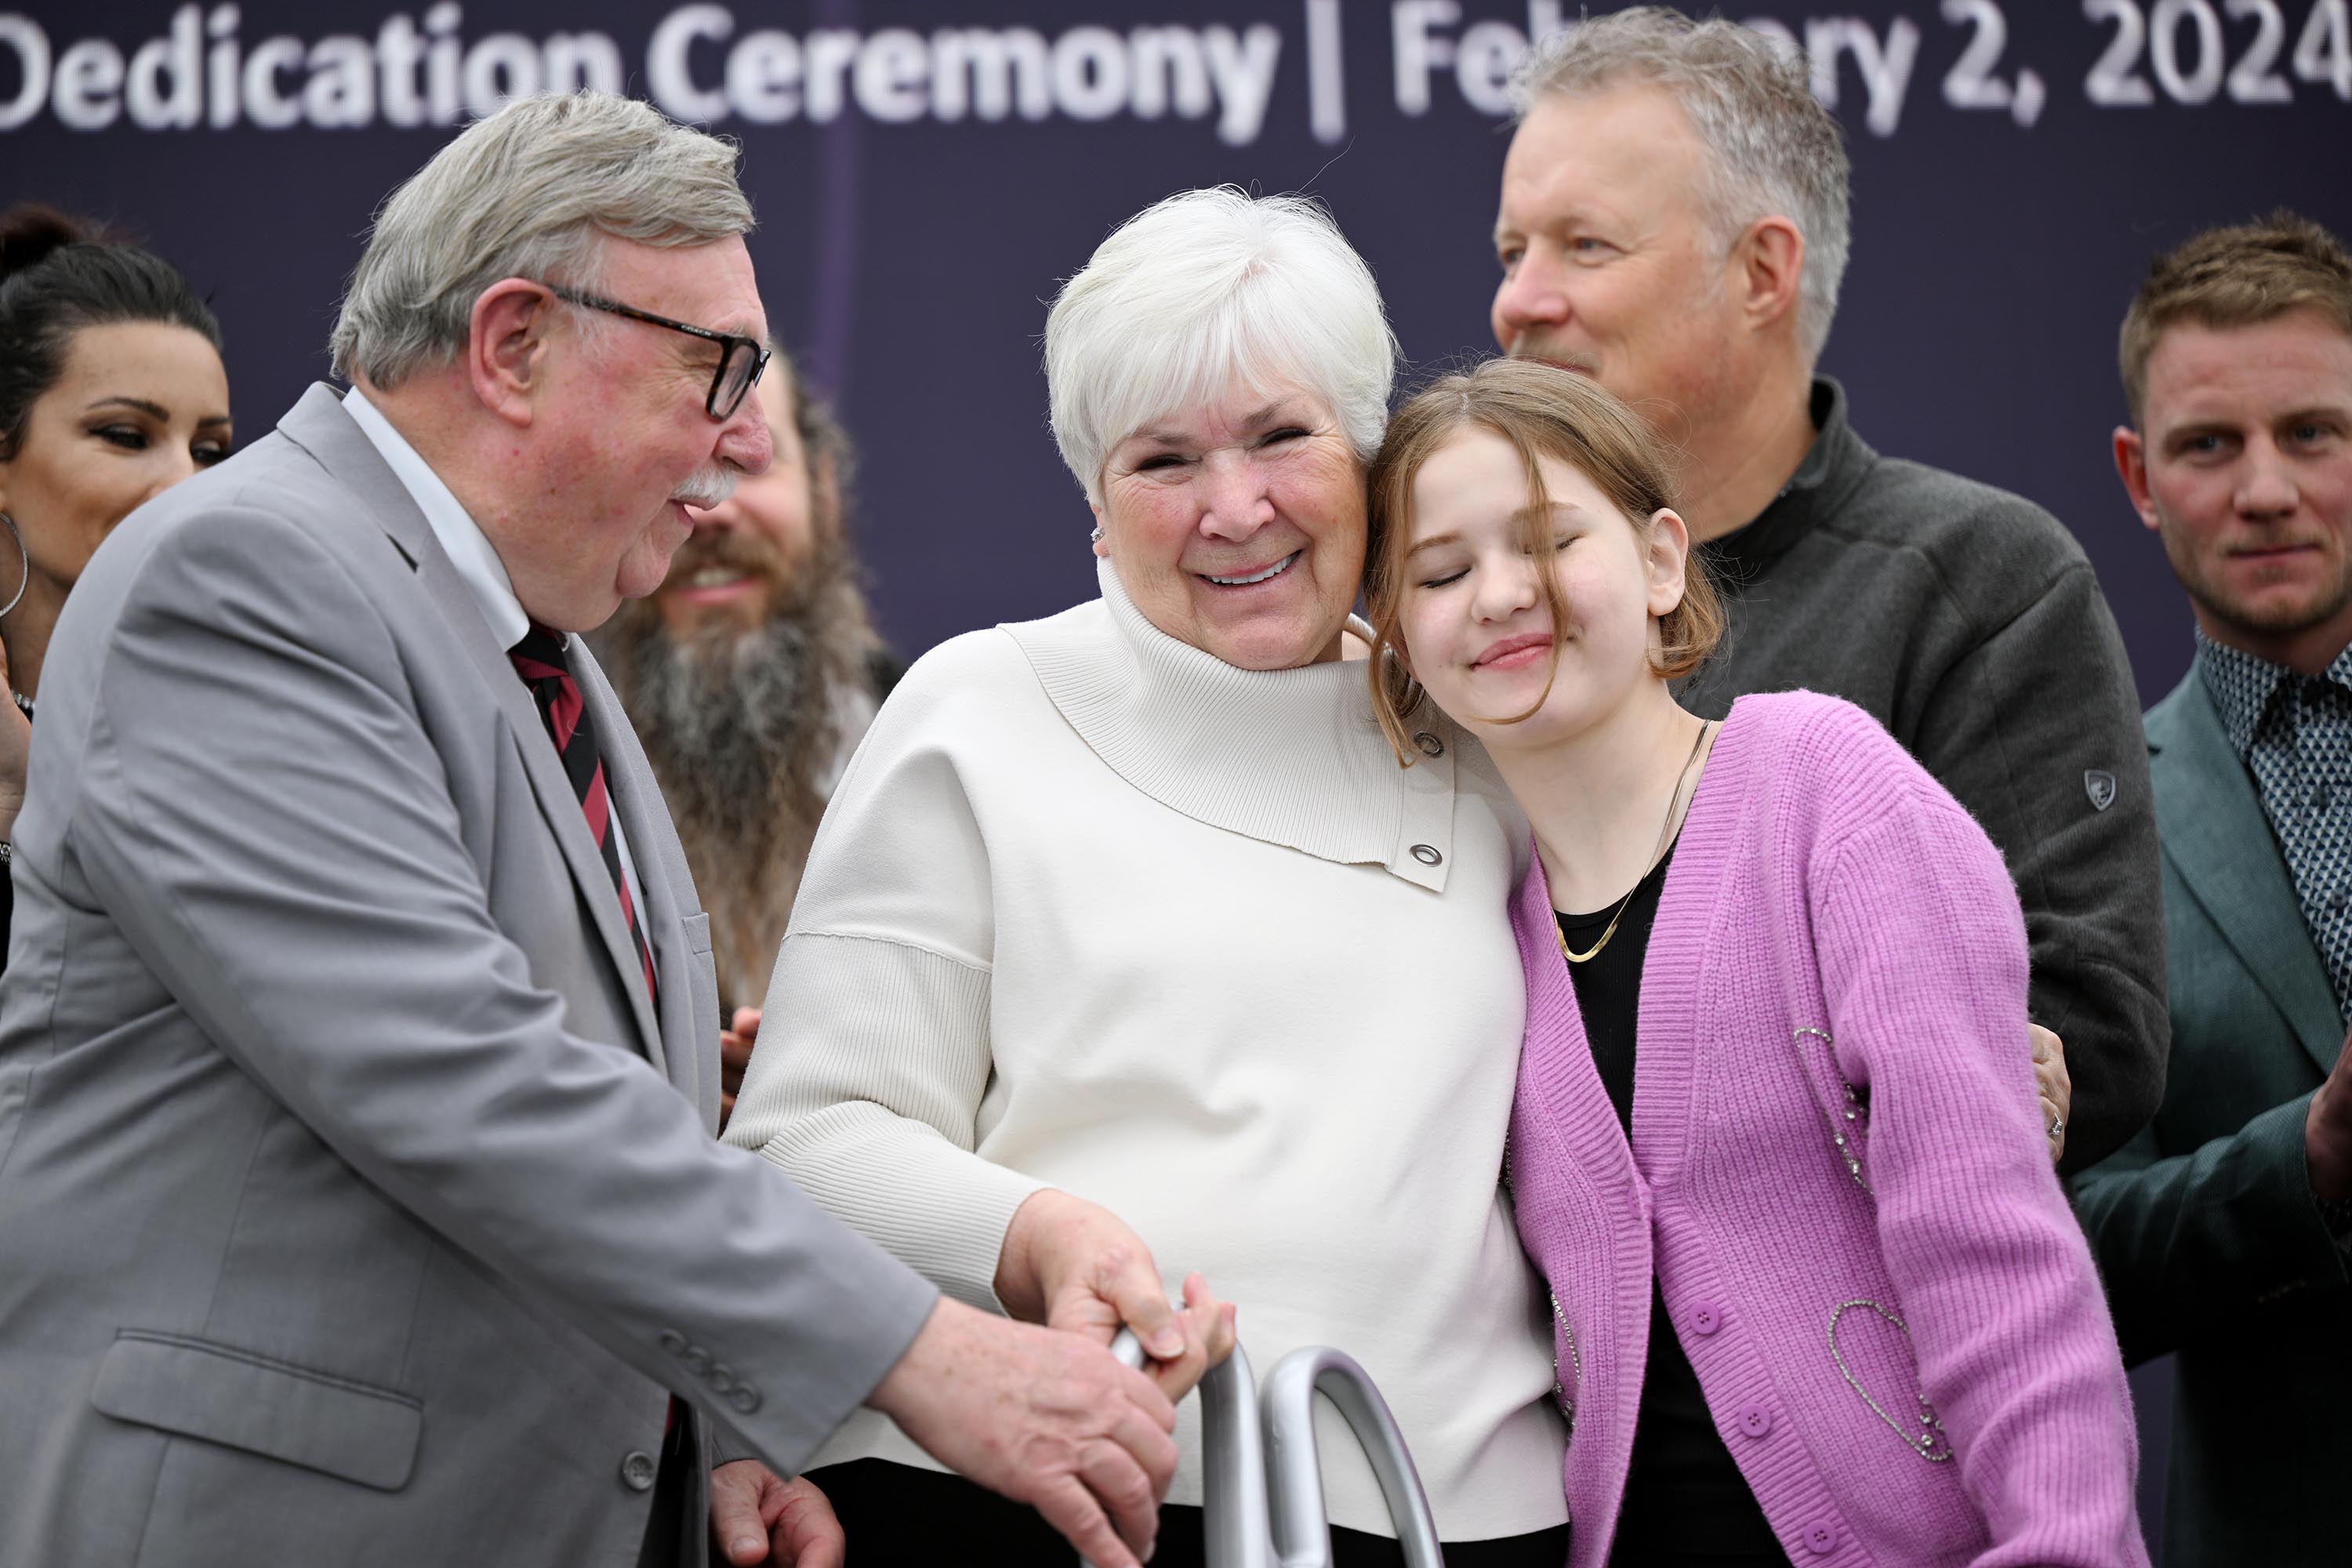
left=621, top=1450, right=659, bottom=1491
left=731, top=1385, right=763, bottom=1415
left=710, top=1364, right=736, bottom=1395
left=684, top=1345, right=711, bottom=1375
left=659, top=1330, right=688, bottom=1356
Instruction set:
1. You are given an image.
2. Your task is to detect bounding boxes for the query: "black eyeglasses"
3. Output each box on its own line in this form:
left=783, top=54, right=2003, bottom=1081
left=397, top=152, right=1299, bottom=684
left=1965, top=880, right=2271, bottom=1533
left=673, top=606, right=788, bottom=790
left=546, top=285, right=770, bottom=421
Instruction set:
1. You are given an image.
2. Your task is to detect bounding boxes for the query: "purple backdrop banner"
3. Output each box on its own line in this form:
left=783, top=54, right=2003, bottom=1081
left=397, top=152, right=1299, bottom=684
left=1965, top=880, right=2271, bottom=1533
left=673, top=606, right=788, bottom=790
left=6, top=0, right=2352, bottom=697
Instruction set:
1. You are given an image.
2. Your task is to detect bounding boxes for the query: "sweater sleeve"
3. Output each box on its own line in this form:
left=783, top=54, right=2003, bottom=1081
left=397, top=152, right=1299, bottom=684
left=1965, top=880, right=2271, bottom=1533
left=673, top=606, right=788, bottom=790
left=722, top=637, right=1050, bottom=1312
left=2069, top=1098, right=2352, bottom=1364
left=1905, top=557, right=2167, bottom=1174
left=1812, top=722, right=2144, bottom=1568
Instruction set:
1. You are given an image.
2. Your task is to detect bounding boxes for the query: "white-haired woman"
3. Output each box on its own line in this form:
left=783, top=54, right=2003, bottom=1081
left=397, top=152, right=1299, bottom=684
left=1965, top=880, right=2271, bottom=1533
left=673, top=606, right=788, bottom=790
left=724, top=189, right=1571, bottom=1566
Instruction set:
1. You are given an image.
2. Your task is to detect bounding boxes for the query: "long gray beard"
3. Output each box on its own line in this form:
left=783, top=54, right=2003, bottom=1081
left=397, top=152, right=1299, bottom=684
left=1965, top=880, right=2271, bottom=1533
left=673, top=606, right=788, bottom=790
left=598, top=558, right=875, bottom=1008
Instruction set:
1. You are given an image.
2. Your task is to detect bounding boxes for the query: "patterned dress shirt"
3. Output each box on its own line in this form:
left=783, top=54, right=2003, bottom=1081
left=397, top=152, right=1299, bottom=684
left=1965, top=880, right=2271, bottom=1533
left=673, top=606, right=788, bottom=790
left=2198, top=631, right=2352, bottom=1016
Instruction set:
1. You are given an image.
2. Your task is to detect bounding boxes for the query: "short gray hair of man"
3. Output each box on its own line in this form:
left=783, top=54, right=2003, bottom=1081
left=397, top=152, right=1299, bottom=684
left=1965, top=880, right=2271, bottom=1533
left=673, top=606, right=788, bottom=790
left=1045, top=187, right=1399, bottom=503
left=1512, top=7, right=1851, bottom=364
left=330, top=92, right=754, bottom=387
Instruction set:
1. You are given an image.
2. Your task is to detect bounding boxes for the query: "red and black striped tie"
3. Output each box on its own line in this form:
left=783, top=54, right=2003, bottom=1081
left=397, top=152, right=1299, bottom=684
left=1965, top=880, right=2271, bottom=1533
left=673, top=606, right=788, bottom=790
left=510, top=623, right=658, bottom=1004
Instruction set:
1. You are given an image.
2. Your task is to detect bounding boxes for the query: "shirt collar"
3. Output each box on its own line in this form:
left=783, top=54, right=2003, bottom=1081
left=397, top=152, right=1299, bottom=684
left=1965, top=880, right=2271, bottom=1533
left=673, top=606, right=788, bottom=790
left=342, top=388, right=533, bottom=652
left=1697, top=376, right=1857, bottom=574
left=2194, top=630, right=2352, bottom=758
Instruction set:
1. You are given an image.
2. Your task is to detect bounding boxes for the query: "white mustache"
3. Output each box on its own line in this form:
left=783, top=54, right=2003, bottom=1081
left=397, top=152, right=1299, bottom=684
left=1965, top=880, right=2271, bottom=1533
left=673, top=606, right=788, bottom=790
left=673, top=464, right=738, bottom=510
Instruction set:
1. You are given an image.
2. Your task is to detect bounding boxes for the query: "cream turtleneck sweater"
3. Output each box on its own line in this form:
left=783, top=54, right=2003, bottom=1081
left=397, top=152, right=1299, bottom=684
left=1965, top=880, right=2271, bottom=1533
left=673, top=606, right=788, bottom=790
left=724, top=563, right=1567, bottom=1539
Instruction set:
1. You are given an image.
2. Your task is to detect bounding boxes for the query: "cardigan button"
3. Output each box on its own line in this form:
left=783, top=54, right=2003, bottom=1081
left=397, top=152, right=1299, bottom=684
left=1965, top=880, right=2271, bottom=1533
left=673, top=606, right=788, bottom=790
left=1801, top=1518, right=1838, bottom=1555
left=1736, top=1403, right=1772, bottom=1439
left=1410, top=844, right=1443, bottom=866
left=1684, top=1301, right=1722, bottom=1337
left=1413, top=731, right=1445, bottom=757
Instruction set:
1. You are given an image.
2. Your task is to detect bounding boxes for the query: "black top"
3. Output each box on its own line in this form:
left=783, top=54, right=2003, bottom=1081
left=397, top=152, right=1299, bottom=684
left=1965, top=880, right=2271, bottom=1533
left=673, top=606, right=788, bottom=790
left=1678, top=376, right=2165, bottom=1174
left=1557, top=847, right=1783, bottom=1565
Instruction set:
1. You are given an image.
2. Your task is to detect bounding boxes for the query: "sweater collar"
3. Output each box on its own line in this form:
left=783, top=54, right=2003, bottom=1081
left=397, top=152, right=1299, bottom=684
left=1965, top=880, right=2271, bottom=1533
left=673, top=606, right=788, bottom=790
left=1700, top=376, right=1874, bottom=578
left=998, top=559, right=1468, bottom=892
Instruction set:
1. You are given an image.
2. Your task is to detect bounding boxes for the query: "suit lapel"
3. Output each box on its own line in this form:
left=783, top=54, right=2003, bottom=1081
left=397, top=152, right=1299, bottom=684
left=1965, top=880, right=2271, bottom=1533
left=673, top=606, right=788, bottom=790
left=2151, top=676, right=2345, bottom=1076
left=274, top=386, right=665, bottom=1063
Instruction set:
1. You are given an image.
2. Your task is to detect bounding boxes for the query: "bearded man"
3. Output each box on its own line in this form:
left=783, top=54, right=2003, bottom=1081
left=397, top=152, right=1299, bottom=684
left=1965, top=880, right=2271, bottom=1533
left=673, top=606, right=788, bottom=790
left=599, top=350, right=895, bottom=1048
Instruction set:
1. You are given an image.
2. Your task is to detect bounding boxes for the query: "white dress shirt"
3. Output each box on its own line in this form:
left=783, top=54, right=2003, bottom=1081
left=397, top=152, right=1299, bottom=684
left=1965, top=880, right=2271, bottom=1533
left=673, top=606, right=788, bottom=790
left=341, top=389, right=650, bottom=936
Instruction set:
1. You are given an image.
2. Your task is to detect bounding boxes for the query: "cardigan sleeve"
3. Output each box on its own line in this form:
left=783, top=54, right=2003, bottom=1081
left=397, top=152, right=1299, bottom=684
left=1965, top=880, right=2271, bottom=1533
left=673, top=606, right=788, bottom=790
left=1810, top=724, right=2143, bottom=1568
left=722, top=634, right=1050, bottom=1312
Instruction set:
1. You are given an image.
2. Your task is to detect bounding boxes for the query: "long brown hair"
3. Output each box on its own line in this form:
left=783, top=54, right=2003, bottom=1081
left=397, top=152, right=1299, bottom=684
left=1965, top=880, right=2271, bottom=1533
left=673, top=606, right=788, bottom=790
left=1363, top=358, right=1722, bottom=763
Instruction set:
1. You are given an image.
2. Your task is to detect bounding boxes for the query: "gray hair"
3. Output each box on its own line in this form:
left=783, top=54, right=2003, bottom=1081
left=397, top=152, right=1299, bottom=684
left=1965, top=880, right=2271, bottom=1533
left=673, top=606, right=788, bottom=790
left=1513, top=7, right=1850, bottom=363
left=331, top=92, right=753, bottom=387
left=1045, top=187, right=1399, bottom=503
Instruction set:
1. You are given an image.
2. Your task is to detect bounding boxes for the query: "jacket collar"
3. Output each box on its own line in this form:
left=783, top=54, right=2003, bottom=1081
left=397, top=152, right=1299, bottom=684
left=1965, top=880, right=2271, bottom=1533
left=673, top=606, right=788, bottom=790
left=999, top=559, right=1473, bottom=892
left=2147, top=670, right=2344, bottom=1076
left=1700, top=376, right=1870, bottom=579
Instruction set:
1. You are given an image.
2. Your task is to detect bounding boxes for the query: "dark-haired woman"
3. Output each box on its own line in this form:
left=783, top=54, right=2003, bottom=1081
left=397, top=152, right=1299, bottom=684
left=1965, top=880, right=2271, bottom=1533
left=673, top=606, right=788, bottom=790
left=0, top=205, right=230, bottom=955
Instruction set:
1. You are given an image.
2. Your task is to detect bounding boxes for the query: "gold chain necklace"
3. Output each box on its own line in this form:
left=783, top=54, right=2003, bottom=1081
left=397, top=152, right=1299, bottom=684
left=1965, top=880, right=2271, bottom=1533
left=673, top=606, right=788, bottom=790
left=1555, top=719, right=1713, bottom=965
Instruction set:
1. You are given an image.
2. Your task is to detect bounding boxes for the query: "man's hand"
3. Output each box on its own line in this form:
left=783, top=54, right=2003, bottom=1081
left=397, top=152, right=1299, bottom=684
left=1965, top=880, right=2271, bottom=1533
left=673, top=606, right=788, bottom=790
left=2031, top=1023, right=2073, bottom=1166
left=709, top=1460, right=843, bottom=1568
left=2306, top=1024, right=2352, bottom=1203
left=996, top=1189, right=1236, bottom=1402
left=866, top=1296, right=1182, bottom=1568
left=719, top=1007, right=759, bottom=1130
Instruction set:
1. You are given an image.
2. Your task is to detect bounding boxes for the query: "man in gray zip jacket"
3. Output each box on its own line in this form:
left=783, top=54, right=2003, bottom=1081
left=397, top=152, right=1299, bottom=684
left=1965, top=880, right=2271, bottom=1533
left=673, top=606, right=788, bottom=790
left=1490, top=10, right=2164, bottom=1167
left=0, top=93, right=1207, bottom=1568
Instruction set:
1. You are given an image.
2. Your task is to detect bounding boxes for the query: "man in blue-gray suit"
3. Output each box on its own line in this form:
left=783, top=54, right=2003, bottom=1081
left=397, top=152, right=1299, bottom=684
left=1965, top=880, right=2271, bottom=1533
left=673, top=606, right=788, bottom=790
left=2075, top=210, right=2352, bottom=1566
left=0, top=92, right=1217, bottom=1568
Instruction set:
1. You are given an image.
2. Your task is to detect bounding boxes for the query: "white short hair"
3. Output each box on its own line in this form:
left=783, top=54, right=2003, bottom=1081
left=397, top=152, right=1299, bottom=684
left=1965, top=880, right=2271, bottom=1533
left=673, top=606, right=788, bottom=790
left=331, top=92, right=753, bottom=387
left=1513, top=7, right=1851, bottom=364
left=1045, top=187, right=1399, bottom=503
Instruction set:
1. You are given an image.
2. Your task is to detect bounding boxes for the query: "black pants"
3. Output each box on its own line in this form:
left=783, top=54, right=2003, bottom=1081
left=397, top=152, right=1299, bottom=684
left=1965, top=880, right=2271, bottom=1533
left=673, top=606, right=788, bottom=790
left=811, top=1458, right=1572, bottom=1566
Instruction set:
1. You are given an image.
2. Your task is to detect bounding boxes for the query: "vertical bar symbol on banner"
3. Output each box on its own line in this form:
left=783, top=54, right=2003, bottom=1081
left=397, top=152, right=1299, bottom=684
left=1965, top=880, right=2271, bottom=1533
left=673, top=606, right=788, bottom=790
left=1305, top=0, right=1345, bottom=144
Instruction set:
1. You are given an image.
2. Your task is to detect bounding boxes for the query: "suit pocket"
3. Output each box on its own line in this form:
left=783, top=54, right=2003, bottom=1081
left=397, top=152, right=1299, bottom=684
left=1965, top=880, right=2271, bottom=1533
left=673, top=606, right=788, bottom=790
left=90, top=1330, right=423, bottom=1491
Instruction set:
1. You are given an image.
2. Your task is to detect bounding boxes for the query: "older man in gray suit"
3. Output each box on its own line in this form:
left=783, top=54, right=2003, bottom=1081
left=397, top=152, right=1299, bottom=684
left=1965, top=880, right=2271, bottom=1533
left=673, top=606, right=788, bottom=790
left=0, top=93, right=1220, bottom=1568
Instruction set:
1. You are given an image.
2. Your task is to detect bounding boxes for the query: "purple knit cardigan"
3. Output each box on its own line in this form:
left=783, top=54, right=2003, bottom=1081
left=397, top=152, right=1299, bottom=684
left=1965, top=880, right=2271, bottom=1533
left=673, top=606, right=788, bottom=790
left=1507, top=691, right=2146, bottom=1568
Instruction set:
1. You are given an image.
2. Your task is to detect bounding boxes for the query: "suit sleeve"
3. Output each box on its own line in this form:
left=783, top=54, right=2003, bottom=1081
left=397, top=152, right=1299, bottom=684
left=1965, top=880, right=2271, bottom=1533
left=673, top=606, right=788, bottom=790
left=723, top=637, right=1051, bottom=1312
left=68, top=504, right=938, bottom=1472
left=2070, top=1098, right=2351, bottom=1364
left=1908, top=556, right=2168, bottom=1172
left=1813, top=731, right=2143, bottom=1567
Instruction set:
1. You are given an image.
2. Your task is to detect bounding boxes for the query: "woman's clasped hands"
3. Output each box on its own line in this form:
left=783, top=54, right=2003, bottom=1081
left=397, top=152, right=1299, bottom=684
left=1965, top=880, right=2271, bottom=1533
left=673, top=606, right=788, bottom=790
left=998, top=1188, right=1239, bottom=1404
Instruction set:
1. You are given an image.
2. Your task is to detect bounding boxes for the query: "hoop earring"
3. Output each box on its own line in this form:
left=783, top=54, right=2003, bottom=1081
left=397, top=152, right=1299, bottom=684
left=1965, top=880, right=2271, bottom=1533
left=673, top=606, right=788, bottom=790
left=0, top=514, right=25, bottom=619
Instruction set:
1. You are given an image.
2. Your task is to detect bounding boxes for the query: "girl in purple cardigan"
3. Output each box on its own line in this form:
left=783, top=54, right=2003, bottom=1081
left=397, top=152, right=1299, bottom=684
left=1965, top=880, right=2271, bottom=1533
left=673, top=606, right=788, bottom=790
left=1361, top=360, right=2146, bottom=1568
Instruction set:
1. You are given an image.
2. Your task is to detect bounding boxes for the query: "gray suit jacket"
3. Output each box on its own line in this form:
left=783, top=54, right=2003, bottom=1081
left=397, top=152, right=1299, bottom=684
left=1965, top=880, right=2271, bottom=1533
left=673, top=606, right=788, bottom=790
left=2071, top=670, right=2351, bottom=1566
left=0, top=386, right=939, bottom=1568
